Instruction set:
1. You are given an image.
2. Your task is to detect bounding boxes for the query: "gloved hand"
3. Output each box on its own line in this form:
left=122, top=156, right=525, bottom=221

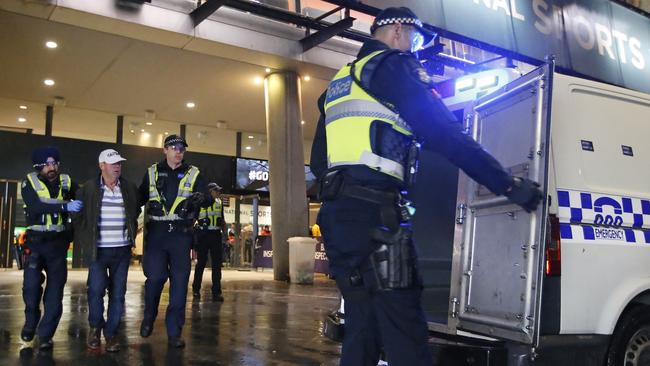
left=147, top=201, right=165, bottom=216
left=505, top=177, right=543, bottom=213
left=66, top=200, right=83, bottom=212
left=190, top=192, right=204, bottom=206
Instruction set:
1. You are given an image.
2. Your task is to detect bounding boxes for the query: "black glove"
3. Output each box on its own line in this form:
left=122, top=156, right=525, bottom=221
left=505, top=177, right=543, bottom=213
left=147, top=201, right=165, bottom=216
left=190, top=192, right=204, bottom=206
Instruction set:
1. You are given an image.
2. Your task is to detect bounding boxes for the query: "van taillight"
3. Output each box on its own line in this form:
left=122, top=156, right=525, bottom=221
left=545, top=215, right=561, bottom=277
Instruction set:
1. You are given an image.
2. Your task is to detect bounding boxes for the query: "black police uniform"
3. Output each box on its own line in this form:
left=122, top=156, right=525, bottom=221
left=311, top=40, right=518, bottom=365
left=138, top=160, right=209, bottom=339
left=21, top=174, right=78, bottom=342
left=192, top=199, right=225, bottom=299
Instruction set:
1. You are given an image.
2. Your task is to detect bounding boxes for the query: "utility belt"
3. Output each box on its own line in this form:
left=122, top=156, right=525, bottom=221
left=148, top=220, right=193, bottom=234
left=321, top=170, right=417, bottom=290
left=197, top=226, right=222, bottom=233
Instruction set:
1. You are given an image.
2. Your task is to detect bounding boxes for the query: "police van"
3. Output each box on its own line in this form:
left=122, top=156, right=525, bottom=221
left=406, top=62, right=650, bottom=366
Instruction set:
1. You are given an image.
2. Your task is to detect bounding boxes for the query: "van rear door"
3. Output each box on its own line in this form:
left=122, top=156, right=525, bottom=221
left=450, top=63, right=554, bottom=345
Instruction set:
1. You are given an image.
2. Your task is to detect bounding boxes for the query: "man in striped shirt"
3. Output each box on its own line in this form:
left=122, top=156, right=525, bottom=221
left=73, top=149, right=140, bottom=352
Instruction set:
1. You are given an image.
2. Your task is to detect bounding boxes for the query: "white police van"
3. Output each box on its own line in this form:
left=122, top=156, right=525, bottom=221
left=408, top=62, right=650, bottom=366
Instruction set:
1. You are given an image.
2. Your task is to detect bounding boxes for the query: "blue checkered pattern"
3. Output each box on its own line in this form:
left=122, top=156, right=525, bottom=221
left=557, top=189, right=650, bottom=244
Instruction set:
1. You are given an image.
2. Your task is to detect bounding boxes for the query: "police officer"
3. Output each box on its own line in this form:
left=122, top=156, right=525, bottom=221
left=138, top=135, right=209, bottom=348
left=192, top=182, right=226, bottom=302
left=310, top=7, right=543, bottom=366
left=21, top=146, right=82, bottom=350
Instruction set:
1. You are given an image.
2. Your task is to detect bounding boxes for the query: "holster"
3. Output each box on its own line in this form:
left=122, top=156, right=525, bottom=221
left=368, top=226, right=415, bottom=290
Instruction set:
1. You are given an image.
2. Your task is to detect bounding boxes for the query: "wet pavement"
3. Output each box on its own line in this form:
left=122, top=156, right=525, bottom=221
left=0, top=268, right=342, bottom=366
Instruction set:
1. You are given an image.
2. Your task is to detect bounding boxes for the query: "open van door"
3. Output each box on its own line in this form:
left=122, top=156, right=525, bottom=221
left=450, top=62, right=554, bottom=346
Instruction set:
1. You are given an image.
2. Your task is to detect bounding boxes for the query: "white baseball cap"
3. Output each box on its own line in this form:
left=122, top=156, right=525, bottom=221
left=98, top=149, right=127, bottom=164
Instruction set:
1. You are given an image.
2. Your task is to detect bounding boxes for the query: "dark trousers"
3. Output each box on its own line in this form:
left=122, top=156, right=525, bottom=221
left=318, top=197, right=433, bottom=366
left=192, top=230, right=223, bottom=295
left=143, top=227, right=192, bottom=337
left=87, top=246, right=131, bottom=338
left=22, top=237, right=69, bottom=338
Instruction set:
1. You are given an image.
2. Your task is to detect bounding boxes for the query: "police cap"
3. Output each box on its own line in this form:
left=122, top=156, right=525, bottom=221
left=370, top=7, right=437, bottom=45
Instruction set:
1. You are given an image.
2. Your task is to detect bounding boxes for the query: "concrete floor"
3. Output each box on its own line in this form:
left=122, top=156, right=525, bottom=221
left=0, top=267, right=342, bottom=366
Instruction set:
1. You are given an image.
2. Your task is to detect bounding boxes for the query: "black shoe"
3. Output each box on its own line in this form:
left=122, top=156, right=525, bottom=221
left=105, top=337, right=121, bottom=352
left=20, top=326, right=35, bottom=342
left=168, top=336, right=185, bottom=348
left=140, top=322, right=153, bottom=338
left=86, top=327, right=101, bottom=350
left=212, top=294, right=224, bottom=302
left=38, top=337, right=53, bottom=351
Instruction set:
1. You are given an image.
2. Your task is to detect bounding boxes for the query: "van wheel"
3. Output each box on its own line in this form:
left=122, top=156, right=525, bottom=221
left=607, top=306, right=650, bottom=366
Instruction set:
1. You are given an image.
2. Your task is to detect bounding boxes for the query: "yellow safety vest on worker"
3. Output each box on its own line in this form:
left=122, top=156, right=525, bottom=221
left=324, top=50, right=414, bottom=182
left=198, top=199, right=223, bottom=230
left=147, top=164, right=200, bottom=221
left=25, top=172, right=71, bottom=232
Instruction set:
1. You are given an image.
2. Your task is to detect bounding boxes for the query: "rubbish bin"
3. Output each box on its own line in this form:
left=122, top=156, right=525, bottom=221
left=288, top=237, right=317, bottom=284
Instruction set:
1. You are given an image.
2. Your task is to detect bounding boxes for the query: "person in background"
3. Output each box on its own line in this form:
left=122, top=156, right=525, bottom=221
left=21, top=146, right=81, bottom=350
left=73, top=149, right=140, bottom=352
left=192, top=183, right=226, bottom=302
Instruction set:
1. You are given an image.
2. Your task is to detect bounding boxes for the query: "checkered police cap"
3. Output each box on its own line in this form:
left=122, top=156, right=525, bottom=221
left=370, top=7, right=436, bottom=44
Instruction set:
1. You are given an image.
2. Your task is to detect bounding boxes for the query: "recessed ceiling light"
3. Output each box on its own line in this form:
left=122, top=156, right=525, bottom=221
left=141, top=129, right=145, bottom=132
left=43, top=79, right=55, bottom=86
left=303, top=75, right=311, bottom=81
left=301, top=120, right=305, bottom=125
left=19, top=105, right=27, bottom=110
left=248, top=135, right=254, bottom=139
left=245, top=146, right=252, bottom=150
left=186, top=102, right=195, bottom=109
left=130, top=129, right=135, bottom=134
left=45, top=41, right=58, bottom=49
left=145, top=122, right=153, bottom=126
left=164, top=131, right=169, bottom=135
left=265, top=68, right=271, bottom=73
left=254, top=77, right=263, bottom=85
left=18, top=117, right=26, bottom=123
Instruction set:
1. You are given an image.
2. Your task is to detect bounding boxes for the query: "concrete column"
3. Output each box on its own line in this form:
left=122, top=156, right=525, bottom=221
left=264, top=71, right=308, bottom=281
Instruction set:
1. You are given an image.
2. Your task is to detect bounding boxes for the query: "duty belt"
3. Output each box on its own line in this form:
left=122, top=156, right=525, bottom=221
left=338, top=184, right=400, bottom=205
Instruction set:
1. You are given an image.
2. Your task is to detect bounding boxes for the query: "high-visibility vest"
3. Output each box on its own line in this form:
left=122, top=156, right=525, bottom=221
left=25, top=172, right=71, bottom=232
left=147, top=164, right=200, bottom=221
left=324, top=50, right=414, bottom=182
left=198, top=198, right=223, bottom=230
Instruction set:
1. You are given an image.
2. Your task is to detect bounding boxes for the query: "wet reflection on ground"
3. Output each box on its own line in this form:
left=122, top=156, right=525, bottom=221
left=0, top=269, right=341, bottom=366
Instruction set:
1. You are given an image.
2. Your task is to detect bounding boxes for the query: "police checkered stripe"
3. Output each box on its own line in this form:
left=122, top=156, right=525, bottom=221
left=557, top=189, right=650, bottom=230
left=559, top=223, right=650, bottom=244
left=375, top=17, right=422, bottom=28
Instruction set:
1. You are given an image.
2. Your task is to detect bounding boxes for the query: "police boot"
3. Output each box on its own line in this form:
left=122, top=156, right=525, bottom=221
left=105, top=337, right=120, bottom=352
left=86, top=327, right=101, bottom=350
left=20, top=326, right=35, bottom=342
left=168, top=336, right=185, bottom=348
left=140, top=321, right=154, bottom=338
left=38, top=337, right=53, bottom=351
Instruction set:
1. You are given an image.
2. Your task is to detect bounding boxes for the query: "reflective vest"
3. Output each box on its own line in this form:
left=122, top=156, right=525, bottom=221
left=25, top=172, right=71, bottom=232
left=198, top=198, right=223, bottom=230
left=324, top=50, right=414, bottom=181
left=147, top=164, right=200, bottom=221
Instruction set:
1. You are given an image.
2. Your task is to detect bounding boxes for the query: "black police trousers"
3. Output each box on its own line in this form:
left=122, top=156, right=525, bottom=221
left=22, top=237, right=69, bottom=339
left=142, top=224, right=192, bottom=337
left=318, top=195, right=433, bottom=366
left=192, top=230, right=223, bottom=296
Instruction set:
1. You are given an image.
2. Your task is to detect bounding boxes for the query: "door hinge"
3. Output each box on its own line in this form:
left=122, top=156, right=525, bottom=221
left=456, top=203, right=467, bottom=225
left=451, top=297, right=459, bottom=318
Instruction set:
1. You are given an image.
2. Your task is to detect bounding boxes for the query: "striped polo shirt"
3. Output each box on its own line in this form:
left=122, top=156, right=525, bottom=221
left=97, top=178, right=129, bottom=248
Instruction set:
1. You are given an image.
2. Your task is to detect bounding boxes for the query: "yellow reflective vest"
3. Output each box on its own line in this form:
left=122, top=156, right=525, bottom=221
left=147, top=164, right=200, bottom=221
left=198, top=198, right=223, bottom=230
left=324, top=50, right=414, bottom=182
left=25, top=172, right=71, bottom=232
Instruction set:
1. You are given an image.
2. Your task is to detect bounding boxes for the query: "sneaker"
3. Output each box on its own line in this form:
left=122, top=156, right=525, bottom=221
left=86, top=327, right=101, bottom=350
left=105, top=337, right=120, bottom=352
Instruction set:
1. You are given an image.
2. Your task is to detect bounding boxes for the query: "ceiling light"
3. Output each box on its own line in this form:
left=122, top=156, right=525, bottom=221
left=301, top=120, right=305, bottom=125
left=145, top=122, right=153, bottom=126
left=43, top=79, right=55, bottom=86
left=19, top=105, right=27, bottom=110
left=254, top=76, right=263, bottom=85
left=130, top=129, right=135, bottom=134
left=45, top=41, right=58, bottom=49
left=303, top=75, right=311, bottom=81
left=18, top=117, right=26, bottom=123
left=248, top=135, right=254, bottom=139
left=265, top=68, right=271, bottom=73
left=141, top=129, right=145, bottom=132
left=245, top=146, right=252, bottom=150
left=186, top=102, right=195, bottom=109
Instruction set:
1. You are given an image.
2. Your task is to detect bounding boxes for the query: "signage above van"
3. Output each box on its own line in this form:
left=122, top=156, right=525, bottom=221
left=363, top=0, right=650, bottom=94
